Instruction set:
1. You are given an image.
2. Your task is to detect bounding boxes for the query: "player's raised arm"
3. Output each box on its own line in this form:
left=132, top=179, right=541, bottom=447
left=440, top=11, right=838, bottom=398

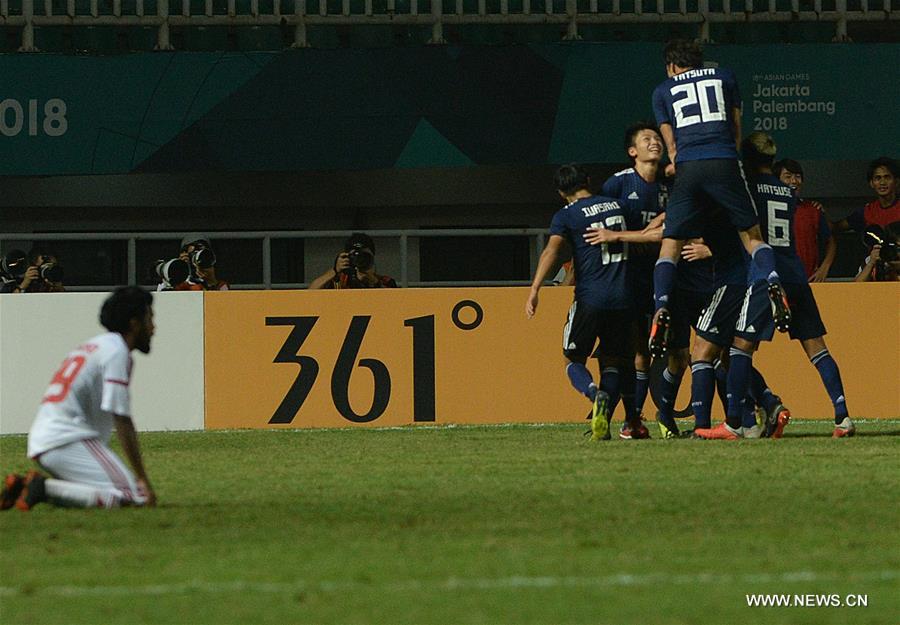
left=526, top=235, right=567, bottom=318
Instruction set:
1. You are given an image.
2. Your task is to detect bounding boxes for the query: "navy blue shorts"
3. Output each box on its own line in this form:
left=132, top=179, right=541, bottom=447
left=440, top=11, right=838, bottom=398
left=669, top=288, right=715, bottom=350
left=694, top=283, right=750, bottom=347
left=735, top=281, right=827, bottom=343
left=663, top=159, right=759, bottom=240
left=562, top=301, right=634, bottom=363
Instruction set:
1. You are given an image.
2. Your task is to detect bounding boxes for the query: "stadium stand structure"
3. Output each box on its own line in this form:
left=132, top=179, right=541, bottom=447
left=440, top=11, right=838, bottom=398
left=1, top=0, right=897, bottom=51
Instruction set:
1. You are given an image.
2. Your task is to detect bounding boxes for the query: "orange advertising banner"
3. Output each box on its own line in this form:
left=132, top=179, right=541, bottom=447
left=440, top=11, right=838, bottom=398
left=203, top=284, right=898, bottom=429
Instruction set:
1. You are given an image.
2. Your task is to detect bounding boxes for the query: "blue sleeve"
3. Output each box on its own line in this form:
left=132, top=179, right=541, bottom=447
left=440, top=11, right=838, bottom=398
left=818, top=212, right=831, bottom=242
left=846, top=208, right=865, bottom=232
left=652, top=85, right=670, bottom=126
left=549, top=209, right=568, bottom=237
left=601, top=175, right=621, bottom=199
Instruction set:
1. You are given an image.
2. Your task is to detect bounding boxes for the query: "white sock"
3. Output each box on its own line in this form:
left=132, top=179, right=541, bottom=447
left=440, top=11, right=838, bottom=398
left=44, top=479, right=122, bottom=509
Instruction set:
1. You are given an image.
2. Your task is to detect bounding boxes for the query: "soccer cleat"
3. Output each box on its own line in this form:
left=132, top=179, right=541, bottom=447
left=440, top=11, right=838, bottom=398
left=755, top=406, right=766, bottom=429
left=14, top=470, right=47, bottom=511
left=832, top=417, right=856, bottom=438
left=694, top=422, right=742, bottom=440
left=656, top=411, right=681, bottom=439
left=741, top=424, right=763, bottom=439
left=648, top=308, right=671, bottom=359
left=762, top=399, right=791, bottom=439
left=620, top=421, right=651, bottom=440
left=1, top=474, right=25, bottom=511
left=767, top=282, right=792, bottom=333
left=590, top=390, right=612, bottom=441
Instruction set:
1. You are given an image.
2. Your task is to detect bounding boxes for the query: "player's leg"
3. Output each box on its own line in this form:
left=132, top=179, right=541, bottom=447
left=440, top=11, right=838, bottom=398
left=651, top=166, right=703, bottom=357
left=595, top=311, right=640, bottom=440
left=693, top=284, right=747, bottom=438
left=18, top=439, right=147, bottom=510
left=747, top=367, right=791, bottom=439
left=689, top=339, right=722, bottom=434
left=562, top=301, right=617, bottom=441
left=655, top=349, right=689, bottom=438
left=654, top=288, right=705, bottom=438
left=700, top=280, right=776, bottom=439
left=787, top=283, right=853, bottom=437
left=803, top=337, right=854, bottom=437
left=702, top=159, right=790, bottom=330
left=563, top=301, right=599, bottom=401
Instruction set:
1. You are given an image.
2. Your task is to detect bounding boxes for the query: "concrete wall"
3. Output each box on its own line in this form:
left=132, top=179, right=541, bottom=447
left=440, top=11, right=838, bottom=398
left=0, top=292, right=204, bottom=434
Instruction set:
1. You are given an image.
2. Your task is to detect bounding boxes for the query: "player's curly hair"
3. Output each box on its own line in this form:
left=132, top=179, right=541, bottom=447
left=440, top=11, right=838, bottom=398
left=555, top=164, right=591, bottom=196
left=100, top=287, right=153, bottom=334
left=663, top=39, right=703, bottom=69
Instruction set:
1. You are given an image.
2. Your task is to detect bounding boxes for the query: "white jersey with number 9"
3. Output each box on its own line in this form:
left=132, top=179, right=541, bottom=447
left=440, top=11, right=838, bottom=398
left=27, top=332, right=133, bottom=459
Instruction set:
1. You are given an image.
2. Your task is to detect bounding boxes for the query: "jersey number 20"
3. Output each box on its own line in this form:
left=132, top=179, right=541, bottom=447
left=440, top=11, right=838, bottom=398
left=43, top=356, right=86, bottom=403
left=670, top=79, right=726, bottom=128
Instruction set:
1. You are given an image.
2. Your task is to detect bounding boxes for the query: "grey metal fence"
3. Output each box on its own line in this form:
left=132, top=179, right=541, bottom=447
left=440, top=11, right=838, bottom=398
left=2, top=0, right=897, bottom=51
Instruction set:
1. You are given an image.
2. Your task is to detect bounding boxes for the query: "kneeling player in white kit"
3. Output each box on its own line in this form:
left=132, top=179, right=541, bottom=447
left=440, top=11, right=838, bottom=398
left=1, top=287, right=157, bottom=510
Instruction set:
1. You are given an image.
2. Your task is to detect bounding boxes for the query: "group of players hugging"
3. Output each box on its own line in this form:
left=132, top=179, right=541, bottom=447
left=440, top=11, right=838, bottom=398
left=527, top=39, right=854, bottom=441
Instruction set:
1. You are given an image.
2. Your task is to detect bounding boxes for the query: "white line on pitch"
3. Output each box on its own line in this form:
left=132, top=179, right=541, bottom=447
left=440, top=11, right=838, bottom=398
left=1, top=570, right=897, bottom=598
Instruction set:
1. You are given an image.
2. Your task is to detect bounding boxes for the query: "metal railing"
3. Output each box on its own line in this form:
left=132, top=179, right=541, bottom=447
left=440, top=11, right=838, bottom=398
left=1, top=0, right=897, bottom=50
left=0, top=228, right=549, bottom=290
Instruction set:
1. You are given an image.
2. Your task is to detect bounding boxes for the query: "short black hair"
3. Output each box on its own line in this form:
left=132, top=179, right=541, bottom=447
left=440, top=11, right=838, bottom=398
left=867, top=156, right=899, bottom=181
left=624, top=122, right=661, bottom=154
left=555, top=164, right=591, bottom=195
left=344, top=232, right=375, bottom=254
left=100, top=287, right=153, bottom=334
left=773, top=159, right=804, bottom=180
left=663, top=39, right=703, bottom=69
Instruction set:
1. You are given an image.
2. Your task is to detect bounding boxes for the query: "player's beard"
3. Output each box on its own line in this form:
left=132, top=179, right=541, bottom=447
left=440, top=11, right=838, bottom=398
left=135, top=326, right=152, bottom=354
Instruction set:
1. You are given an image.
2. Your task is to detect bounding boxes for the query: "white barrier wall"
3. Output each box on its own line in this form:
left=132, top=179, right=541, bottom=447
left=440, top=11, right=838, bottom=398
left=0, top=292, right=204, bottom=435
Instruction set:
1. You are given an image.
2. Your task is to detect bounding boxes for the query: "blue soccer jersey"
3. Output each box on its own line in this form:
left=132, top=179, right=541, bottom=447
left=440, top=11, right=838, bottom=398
left=702, top=205, right=748, bottom=287
left=749, top=173, right=808, bottom=284
left=601, top=168, right=667, bottom=228
left=602, top=169, right=668, bottom=312
left=550, top=196, right=634, bottom=310
left=652, top=67, right=741, bottom=163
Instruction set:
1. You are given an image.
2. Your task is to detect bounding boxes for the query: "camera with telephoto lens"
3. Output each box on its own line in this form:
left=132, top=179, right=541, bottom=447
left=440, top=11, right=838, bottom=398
left=190, top=247, right=216, bottom=269
left=863, top=225, right=898, bottom=263
left=346, top=242, right=374, bottom=272
left=154, top=258, right=190, bottom=288
left=1, top=249, right=28, bottom=280
left=38, top=262, right=64, bottom=283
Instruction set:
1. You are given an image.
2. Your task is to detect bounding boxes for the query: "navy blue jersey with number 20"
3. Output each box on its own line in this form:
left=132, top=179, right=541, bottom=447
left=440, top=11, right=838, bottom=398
left=652, top=67, right=741, bottom=163
left=550, top=195, right=635, bottom=310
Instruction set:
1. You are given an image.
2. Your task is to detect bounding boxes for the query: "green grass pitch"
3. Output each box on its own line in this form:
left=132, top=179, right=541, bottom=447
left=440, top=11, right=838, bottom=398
left=2, top=421, right=899, bottom=625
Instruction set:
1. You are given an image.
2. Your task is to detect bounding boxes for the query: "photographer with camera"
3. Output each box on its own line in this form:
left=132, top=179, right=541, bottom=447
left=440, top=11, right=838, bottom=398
left=855, top=222, right=900, bottom=282
left=155, top=235, right=229, bottom=292
left=0, top=248, right=65, bottom=294
left=309, top=233, right=398, bottom=290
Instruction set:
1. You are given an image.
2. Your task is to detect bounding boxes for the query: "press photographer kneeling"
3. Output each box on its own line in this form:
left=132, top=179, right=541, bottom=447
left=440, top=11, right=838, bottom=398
left=309, top=233, right=398, bottom=289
